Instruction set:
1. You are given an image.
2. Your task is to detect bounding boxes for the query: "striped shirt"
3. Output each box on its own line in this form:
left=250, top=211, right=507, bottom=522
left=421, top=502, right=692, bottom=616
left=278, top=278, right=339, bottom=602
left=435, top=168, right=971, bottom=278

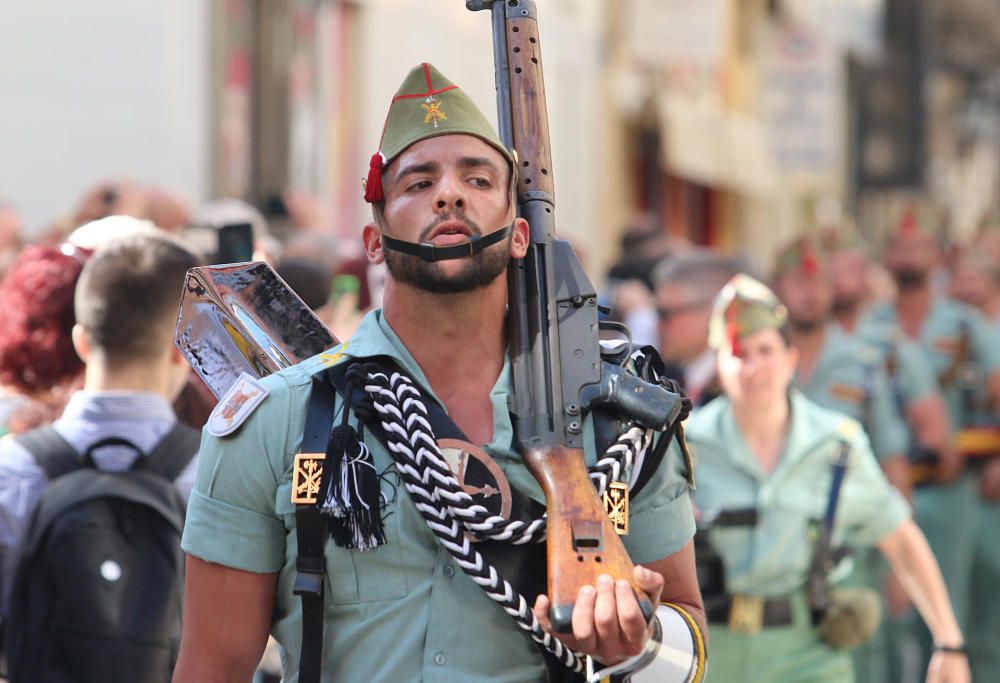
left=0, top=391, right=198, bottom=614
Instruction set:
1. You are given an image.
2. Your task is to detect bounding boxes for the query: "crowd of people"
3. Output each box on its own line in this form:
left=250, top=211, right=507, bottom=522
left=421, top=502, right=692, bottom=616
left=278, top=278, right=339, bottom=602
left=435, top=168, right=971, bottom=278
left=0, top=66, right=997, bottom=683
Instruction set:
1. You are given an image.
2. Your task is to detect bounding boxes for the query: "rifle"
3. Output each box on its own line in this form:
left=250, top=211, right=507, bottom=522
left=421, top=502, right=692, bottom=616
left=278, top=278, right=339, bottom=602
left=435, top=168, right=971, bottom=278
left=467, top=0, right=683, bottom=633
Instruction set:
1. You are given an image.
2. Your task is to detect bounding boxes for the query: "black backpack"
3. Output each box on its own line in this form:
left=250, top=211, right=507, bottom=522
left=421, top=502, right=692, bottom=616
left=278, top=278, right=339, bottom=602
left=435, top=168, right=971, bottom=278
left=5, top=424, right=199, bottom=683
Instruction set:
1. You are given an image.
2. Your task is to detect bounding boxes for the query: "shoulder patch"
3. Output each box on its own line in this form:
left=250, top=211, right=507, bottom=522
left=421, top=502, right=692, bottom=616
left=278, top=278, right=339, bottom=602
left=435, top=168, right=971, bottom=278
left=208, top=372, right=269, bottom=437
left=828, top=382, right=866, bottom=404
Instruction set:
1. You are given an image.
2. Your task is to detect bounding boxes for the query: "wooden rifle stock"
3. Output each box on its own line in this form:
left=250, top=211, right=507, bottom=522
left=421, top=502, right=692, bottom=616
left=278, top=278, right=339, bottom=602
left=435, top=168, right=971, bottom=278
left=469, top=1, right=653, bottom=633
left=525, top=444, right=654, bottom=631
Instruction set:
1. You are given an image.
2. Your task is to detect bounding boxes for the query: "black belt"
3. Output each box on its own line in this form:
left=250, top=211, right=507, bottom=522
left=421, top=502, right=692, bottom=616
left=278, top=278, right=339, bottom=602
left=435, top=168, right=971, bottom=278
left=705, top=595, right=794, bottom=628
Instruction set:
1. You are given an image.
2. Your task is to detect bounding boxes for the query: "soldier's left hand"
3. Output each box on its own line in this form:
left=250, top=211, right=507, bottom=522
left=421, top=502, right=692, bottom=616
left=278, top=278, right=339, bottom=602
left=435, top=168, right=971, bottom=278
left=532, top=564, right=664, bottom=665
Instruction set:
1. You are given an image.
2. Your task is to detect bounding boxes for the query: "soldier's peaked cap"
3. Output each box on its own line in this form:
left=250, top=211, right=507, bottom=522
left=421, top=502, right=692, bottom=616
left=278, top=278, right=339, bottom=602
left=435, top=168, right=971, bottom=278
left=708, top=274, right=788, bottom=351
left=364, top=63, right=512, bottom=203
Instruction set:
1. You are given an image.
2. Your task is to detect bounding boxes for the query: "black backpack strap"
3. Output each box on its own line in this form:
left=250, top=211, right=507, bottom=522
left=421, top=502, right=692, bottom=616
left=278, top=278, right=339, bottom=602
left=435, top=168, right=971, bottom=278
left=294, top=375, right=335, bottom=683
left=15, top=426, right=83, bottom=479
left=144, top=423, right=201, bottom=480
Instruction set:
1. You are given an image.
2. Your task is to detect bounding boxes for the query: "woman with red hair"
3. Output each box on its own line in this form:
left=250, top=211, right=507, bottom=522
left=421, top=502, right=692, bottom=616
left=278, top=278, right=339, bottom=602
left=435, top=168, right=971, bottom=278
left=0, top=245, right=86, bottom=436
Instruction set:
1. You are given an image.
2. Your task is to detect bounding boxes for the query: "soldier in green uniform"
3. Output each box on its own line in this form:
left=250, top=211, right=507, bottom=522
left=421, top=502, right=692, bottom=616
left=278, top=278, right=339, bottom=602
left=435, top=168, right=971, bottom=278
left=687, top=274, right=970, bottom=683
left=823, top=226, right=954, bottom=478
left=822, top=225, right=957, bottom=683
left=772, top=237, right=915, bottom=683
left=868, top=211, right=1000, bottom=681
left=945, top=239, right=1000, bottom=681
left=172, top=63, right=706, bottom=683
left=772, top=238, right=910, bottom=490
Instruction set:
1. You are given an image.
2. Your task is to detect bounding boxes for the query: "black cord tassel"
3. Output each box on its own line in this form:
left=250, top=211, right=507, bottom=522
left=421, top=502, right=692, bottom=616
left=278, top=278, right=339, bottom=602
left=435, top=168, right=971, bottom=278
left=317, top=423, right=385, bottom=551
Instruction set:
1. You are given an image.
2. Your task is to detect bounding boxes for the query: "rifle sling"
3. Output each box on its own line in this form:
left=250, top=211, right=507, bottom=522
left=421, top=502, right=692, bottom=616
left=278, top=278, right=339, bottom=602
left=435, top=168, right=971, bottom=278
left=294, top=376, right=335, bottom=683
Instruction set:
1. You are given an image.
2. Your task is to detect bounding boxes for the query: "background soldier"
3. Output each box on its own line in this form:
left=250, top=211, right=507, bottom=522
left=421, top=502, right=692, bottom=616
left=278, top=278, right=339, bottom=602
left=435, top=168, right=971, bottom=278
left=868, top=211, right=1000, bottom=680
left=687, top=274, right=969, bottom=683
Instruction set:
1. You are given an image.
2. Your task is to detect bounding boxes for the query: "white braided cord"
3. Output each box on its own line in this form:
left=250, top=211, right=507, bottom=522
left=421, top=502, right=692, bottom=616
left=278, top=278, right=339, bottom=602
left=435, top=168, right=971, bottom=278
left=362, top=369, right=653, bottom=673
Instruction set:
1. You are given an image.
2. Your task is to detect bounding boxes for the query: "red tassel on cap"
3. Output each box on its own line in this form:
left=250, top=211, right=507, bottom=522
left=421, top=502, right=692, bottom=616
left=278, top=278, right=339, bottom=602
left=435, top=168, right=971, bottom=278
left=364, top=153, right=385, bottom=203
left=802, top=249, right=819, bottom=275
left=726, top=322, right=741, bottom=358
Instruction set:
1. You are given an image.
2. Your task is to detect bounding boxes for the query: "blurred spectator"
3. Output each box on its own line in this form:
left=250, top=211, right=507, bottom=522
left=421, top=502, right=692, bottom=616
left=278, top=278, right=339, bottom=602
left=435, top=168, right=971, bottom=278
left=145, top=187, right=192, bottom=233
left=606, top=213, right=687, bottom=292
left=72, top=180, right=148, bottom=227
left=0, top=232, right=200, bottom=681
left=66, top=215, right=216, bottom=430
left=192, top=198, right=283, bottom=265
left=652, top=249, right=742, bottom=405
left=66, top=215, right=160, bottom=250
left=0, top=245, right=86, bottom=436
left=0, top=202, right=23, bottom=282
left=281, top=231, right=343, bottom=281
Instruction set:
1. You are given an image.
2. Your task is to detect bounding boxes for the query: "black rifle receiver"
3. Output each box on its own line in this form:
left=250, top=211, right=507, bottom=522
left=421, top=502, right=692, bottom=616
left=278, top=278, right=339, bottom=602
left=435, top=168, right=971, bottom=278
left=467, top=0, right=683, bottom=633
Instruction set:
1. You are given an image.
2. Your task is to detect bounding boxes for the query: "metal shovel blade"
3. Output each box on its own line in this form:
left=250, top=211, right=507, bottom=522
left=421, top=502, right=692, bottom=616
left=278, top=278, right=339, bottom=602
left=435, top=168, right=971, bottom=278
left=173, top=261, right=338, bottom=400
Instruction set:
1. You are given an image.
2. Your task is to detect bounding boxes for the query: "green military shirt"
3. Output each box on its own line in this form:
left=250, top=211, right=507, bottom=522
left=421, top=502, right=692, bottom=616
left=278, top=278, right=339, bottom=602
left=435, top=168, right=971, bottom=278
left=182, top=310, right=696, bottom=683
left=687, top=391, right=910, bottom=596
left=854, top=317, right=937, bottom=411
left=868, top=298, right=1000, bottom=429
left=793, top=325, right=908, bottom=463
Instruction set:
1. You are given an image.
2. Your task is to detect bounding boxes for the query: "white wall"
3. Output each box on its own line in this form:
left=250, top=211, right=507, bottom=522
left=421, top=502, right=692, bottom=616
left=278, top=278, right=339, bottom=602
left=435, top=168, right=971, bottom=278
left=0, top=0, right=210, bottom=235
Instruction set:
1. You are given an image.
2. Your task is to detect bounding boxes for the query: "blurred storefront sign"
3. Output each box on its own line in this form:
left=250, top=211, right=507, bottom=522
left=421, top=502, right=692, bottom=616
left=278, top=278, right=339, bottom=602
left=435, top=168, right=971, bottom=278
left=762, top=22, right=843, bottom=185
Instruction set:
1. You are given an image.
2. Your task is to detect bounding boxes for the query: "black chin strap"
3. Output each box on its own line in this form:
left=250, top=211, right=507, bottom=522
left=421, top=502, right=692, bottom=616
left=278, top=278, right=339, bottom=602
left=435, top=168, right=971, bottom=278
left=380, top=222, right=514, bottom=262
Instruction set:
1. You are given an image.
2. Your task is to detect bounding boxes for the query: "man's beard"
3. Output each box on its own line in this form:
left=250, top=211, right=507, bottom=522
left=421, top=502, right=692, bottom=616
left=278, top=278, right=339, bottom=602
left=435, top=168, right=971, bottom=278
left=383, top=216, right=512, bottom=294
left=893, top=267, right=928, bottom=290
left=831, top=294, right=859, bottom=315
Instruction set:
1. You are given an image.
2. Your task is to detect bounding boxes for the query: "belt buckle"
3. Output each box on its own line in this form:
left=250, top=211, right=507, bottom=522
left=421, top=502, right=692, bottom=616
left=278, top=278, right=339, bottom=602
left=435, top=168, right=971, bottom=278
left=729, top=594, right=764, bottom=635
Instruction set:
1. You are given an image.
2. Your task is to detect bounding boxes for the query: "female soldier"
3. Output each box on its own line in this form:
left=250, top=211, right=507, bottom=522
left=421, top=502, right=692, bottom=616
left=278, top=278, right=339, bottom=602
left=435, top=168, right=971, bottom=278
left=686, top=274, right=969, bottom=683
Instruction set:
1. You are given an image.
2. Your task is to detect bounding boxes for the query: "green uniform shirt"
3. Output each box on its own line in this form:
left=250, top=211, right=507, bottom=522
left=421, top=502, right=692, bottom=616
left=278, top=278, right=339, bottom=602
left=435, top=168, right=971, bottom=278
left=687, top=391, right=910, bottom=596
left=181, top=310, right=696, bottom=683
left=868, top=298, right=1000, bottom=429
left=854, top=317, right=938, bottom=410
left=793, top=325, right=908, bottom=462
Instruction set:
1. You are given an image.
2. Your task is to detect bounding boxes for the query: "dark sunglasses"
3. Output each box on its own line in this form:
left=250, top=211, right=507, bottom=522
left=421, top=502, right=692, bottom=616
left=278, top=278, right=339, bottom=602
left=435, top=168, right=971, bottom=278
left=656, top=299, right=710, bottom=321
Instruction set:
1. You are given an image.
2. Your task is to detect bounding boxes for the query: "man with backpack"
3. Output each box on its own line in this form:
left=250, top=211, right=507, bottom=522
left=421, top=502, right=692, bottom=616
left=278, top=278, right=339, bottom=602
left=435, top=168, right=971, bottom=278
left=0, top=230, right=200, bottom=682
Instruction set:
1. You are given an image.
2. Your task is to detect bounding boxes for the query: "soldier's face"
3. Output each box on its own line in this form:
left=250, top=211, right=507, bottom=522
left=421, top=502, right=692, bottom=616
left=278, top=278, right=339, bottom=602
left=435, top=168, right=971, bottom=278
left=717, top=328, right=797, bottom=403
left=828, top=250, right=868, bottom=309
left=369, top=135, right=527, bottom=293
left=948, top=255, right=991, bottom=307
left=775, top=271, right=832, bottom=330
left=885, top=233, right=937, bottom=285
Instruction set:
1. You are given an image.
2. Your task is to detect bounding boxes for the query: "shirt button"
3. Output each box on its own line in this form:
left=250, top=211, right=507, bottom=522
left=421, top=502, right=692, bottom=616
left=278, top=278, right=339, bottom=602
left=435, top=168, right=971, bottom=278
left=434, top=652, right=446, bottom=666
left=443, top=565, right=455, bottom=578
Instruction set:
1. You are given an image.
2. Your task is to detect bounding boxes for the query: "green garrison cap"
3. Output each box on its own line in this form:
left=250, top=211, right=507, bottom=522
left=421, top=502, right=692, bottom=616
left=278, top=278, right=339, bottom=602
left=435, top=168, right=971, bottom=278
left=819, top=221, right=866, bottom=255
left=891, top=206, right=941, bottom=241
left=364, top=63, right=511, bottom=203
left=773, top=237, right=826, bottom=278
left=708, top=274, right=788, bottom=351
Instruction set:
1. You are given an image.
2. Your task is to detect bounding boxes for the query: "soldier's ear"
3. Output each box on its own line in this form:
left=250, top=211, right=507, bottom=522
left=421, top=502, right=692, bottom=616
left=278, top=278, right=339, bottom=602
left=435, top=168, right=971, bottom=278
left=510, top=217, right=529, bottom=258
left=71, top=324, right=90, bottom=363
left=363, top=224, right=386, bottom=265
